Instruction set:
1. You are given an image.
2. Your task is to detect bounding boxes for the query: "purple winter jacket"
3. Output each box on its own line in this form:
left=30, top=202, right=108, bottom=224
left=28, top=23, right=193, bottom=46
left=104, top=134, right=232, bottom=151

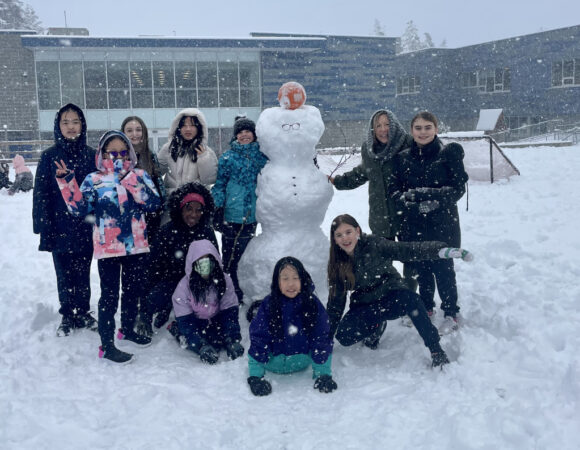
left=172, top=239, right=238, bottom=320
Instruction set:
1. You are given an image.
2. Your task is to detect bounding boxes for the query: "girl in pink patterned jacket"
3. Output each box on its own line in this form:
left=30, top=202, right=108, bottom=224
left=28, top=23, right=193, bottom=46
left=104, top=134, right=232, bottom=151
left=56, top=130, right=161, bottom=364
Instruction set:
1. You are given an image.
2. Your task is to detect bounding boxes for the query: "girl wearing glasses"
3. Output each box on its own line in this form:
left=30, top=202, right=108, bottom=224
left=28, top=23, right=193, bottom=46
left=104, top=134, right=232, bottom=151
left=55, top=131, right=161, bottom=364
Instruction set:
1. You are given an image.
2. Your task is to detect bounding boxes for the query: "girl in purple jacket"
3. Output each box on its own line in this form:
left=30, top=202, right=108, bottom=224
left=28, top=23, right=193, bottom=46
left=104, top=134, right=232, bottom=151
left=169, top=239, right=243, bottom=365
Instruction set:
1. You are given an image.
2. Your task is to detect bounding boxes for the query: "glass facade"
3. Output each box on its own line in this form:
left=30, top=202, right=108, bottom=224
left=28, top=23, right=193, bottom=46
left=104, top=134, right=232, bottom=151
left=35, top=51, right=261, bottom=117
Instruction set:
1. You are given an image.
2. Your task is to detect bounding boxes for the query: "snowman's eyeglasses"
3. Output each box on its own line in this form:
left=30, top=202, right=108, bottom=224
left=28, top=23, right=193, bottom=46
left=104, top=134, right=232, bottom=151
left=281, top=123, right=300, bottom=131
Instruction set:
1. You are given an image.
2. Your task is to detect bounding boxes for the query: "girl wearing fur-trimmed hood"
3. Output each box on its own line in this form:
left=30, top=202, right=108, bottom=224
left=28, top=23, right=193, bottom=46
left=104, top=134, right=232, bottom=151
left=157, top=108, right=218, bottom=199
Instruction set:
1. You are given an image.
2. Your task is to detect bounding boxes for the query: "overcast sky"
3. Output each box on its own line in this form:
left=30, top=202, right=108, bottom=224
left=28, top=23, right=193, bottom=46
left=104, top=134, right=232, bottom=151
left=25, top=0, right=580, bottom=48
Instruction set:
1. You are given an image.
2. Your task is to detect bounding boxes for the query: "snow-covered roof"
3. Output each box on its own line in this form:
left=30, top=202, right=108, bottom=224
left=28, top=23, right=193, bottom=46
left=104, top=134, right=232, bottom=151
left=476, top=109, right=503, bottom=131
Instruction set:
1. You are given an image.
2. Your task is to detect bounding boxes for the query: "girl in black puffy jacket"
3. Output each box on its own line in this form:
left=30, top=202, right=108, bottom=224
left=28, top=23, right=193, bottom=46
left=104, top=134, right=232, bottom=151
left=389, top=111, right=469, bottom=336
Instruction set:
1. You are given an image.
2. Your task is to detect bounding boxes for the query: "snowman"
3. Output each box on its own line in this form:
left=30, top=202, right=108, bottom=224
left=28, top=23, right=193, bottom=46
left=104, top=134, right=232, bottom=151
left=238, top=82, right=333, bottom=301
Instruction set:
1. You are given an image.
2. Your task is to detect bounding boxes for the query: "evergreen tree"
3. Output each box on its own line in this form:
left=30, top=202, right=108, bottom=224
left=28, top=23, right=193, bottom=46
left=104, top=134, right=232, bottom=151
left=400, top=20, right=423, bottom=52
left=0, top=0, right=43, bottom=32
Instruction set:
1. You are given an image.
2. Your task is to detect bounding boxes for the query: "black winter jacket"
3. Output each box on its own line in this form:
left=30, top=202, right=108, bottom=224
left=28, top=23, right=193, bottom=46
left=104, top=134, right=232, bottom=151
left=389, top=137, right=468, bottom=247
left=32, top=104, right=95, bottom=253
left=327, top=234, right=447, bottom=336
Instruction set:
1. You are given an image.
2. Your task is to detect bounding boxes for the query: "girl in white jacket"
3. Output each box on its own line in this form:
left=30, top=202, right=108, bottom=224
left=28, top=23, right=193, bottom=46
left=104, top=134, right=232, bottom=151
left=157, top=108, right=218, bottom=202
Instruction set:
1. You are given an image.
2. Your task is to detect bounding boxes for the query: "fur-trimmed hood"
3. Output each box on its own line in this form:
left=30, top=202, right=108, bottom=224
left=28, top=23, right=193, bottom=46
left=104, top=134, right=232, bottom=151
left=167, top=108, right=209, bottom=146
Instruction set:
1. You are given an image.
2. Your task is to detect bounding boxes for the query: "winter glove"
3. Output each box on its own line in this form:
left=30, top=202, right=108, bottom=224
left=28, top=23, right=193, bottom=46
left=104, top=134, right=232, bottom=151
left=247, top=376, right=272, bottom=397
left=199, top=344, right=219, bottom=365
left=402, top=189, right=417, bottom=202
left=225, top=340, right=244, bottom=360
left=438, top=247, right=474, bottom=262
left=213, top=207, right=226, bottom=233
left=313, top=374, right=338, bottom=393
left=419, top=200, right=440, bottom=214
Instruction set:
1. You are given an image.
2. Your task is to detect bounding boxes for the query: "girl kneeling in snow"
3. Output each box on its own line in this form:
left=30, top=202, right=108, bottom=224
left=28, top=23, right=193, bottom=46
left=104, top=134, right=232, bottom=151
left=247, top=257, right=337, bottom=397
left=326, top=214, right=473, bottom=368
left=170, top=239, right=244, bottom=365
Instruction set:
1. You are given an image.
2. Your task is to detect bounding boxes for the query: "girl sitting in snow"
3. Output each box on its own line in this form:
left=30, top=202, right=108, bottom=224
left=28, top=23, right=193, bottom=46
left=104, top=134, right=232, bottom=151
left=56, top=130, right=161, bottom=364
left=169, top=239, right=244, bottom=365
left=247, top=257, right=337, bottom=397
left=8, top=154, right=34, bottom=195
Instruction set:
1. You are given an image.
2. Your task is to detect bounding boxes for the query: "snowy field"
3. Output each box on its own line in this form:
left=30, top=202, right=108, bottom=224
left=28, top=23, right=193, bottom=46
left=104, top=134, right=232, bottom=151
left=1, top=145, right=579, bottom=449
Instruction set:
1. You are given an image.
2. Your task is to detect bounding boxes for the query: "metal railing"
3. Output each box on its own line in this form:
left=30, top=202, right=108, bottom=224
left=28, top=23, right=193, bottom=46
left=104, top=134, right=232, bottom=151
left=0, top=140, right=53, bottom=163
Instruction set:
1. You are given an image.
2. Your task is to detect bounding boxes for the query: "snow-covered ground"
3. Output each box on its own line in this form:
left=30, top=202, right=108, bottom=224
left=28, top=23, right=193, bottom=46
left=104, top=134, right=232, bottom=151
left=1, top=145, right=579, bottom=449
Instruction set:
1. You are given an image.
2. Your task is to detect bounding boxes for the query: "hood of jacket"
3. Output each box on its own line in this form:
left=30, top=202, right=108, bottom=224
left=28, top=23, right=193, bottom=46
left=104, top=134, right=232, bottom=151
left=53, top=103, right=88, bottom=153
left=168, top=108, right=209, bottom=146
left=184, top=239, right=223, bottom=277
left=364, top=109, right=410, bottom=161
left=12, top=154, right=29, bottom=174
left=95, top=130, right=138, bottom=172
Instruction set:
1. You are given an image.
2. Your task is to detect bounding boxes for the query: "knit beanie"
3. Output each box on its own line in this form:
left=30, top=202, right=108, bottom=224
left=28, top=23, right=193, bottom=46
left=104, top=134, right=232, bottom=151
left=233, top=117, right=256, bottom=139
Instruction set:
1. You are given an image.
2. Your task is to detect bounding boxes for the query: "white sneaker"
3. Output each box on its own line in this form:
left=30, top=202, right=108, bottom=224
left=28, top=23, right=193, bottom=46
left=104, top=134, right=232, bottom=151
left=438, top=315, right=460, bottom=336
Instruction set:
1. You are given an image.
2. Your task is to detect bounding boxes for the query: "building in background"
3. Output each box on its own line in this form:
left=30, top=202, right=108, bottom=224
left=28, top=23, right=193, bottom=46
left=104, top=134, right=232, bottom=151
left=1, top=25, right=579, bottom=154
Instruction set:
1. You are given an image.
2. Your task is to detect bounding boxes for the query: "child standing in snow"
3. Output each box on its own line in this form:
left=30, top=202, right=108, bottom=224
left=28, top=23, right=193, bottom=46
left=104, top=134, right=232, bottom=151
left=169, top=239, right=243, bottom=365
left=247, top=257, right=337, bottom=397
left=389, top=111, right=469, bottom=335
left=7, top=154, right=34, bottom=195
left=56, top=130, right=161, bottom=364
left=211, top=116, right=268, bottom=303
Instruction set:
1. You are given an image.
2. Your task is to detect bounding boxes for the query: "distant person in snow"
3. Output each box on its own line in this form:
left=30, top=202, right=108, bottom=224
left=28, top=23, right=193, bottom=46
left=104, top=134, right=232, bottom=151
left=0, top=161, right=12, bottom=190
left=32, top=104, right=97, bottom=337
left=326, top=214, right=473, bottom=368
left=211, top=116, right=268, bottom=304
left=56, top=130, right=161, bottom=364
left=247, top=257, right=336, bottom=397
left=389, top=111, right=469, bottom=336
left=167, top=239, right=243, bottom=365
left=7, top=154, right=33, bottom=195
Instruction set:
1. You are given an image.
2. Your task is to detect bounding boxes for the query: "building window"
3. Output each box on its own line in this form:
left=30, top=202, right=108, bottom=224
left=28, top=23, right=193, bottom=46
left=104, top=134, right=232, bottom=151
left=552, top=59, right=580, bottom=87
left=153, top=61, right=175, bottom=108
left=36, top=61, right=61, bottom=110
left=218, top=61, right=239, bottom=107
left=462, top=68, right=510, bottom=93
left=130, top=61, right=153, bottom=109
left=107, top=61, right=130, bottom=109
left=35, top=54, right=261, bottom=112
left=239, top=61, right=260, bottom=107
left=197, top=61, right=218, bottom=108
left=175, top=61, right=197, bottom=108
left=84, top=61, right=107, bottom=109
left=396, top=76, right=421, bottom=95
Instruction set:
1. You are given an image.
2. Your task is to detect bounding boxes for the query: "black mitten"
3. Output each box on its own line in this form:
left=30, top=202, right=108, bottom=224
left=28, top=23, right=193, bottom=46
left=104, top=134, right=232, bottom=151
left=313, top=374, right=338, bottom=393
left=226, top=341, right=244, bottom=360
left=247, top=376, right=272, bottom=396
left=199, top=344, right=219, bottom=365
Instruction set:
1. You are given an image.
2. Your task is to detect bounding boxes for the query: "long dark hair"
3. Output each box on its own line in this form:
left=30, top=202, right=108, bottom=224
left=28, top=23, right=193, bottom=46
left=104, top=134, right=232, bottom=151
left=188, top=254, right=226, bottom=305
left=411, top=111, right=438, bottom=128
left=121, top=116, right=158, bottom=178
left=267, top=257, right=318, bottom=343
left=328, top=214, right=358, bottom=298
left=170, top=115, right=204, bottom=163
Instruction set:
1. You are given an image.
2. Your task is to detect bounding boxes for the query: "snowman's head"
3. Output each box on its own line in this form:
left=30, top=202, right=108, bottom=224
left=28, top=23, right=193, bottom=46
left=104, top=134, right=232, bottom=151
left=256, top=105, right=324, bottom=164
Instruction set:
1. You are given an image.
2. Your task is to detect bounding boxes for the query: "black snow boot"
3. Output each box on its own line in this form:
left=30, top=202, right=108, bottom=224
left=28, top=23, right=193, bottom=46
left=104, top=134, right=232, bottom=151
left=99, top=345, right=134, bottom=364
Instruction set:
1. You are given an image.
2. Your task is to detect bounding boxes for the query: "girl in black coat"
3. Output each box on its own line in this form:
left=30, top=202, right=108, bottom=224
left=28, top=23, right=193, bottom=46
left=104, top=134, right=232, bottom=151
left=327, top=214, right=472, bottom=368
left=32, top=103, right=97, bottom=336
left=139, top=182, right=218, bottom=335
left=389, top=111, right=469, bottom=335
